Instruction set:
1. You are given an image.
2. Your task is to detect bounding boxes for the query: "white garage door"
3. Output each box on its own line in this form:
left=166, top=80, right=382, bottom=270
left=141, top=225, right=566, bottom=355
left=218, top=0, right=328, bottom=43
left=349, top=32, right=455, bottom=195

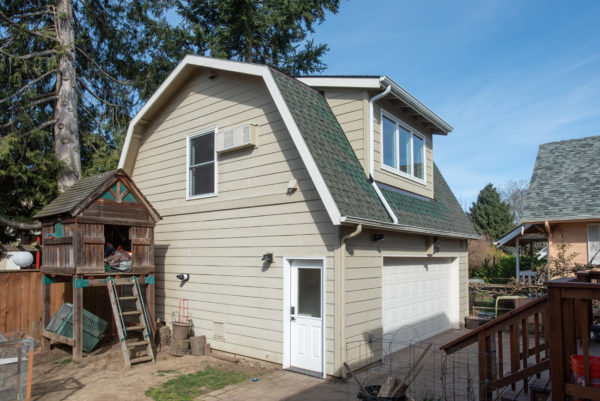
left=382, top=257, right=459, bottom=343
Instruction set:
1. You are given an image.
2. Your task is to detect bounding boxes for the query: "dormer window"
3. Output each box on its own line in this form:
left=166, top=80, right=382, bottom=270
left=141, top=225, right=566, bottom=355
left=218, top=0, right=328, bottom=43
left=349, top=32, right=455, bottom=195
left=382, top=112, right=425, bottom=182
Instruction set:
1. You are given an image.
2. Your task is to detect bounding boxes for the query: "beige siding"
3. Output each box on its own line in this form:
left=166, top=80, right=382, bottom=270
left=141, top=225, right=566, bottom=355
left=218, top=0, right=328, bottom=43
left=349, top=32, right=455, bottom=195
left=342, top=226, right=468, bottom=367
left=548, top=221, right=594, bottom=265
left=322, top=89, right=369, bottom=174
left=131, top=70, right=338, bottom=375
left=373, top=98, right=435, bottom=198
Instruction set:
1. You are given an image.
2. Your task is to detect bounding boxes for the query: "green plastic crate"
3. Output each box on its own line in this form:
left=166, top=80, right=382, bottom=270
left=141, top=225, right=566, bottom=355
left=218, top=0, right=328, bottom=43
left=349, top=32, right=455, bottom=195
left=45, top=303, right=108, bottom=353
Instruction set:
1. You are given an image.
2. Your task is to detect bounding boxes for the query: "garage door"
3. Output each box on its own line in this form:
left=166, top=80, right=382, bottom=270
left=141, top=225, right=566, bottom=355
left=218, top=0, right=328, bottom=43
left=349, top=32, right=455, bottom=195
left=382, top=257, right=459, bottom=343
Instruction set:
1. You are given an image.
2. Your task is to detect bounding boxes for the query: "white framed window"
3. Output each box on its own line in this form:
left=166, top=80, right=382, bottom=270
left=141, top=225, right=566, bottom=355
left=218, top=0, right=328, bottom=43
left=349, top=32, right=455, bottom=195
left=381, top=111, right=426, bottom=183
left=186, top=128, right=217, bottom=199
left=588, top=224, right=600, bottom=264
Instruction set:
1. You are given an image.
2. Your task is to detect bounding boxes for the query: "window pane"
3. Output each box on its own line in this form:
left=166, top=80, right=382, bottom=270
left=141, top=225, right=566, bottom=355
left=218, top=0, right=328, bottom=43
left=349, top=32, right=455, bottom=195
left=190, top=163, right=214, bottom=196
left=398, top=126, right=412, bottom=174
left=190, top=132, right=214, bottom=165
left=413, top=135, right=424, bottom=179
left=382, top=116, right=397, bottom=168
left=297, top=268, right=321, bottom=318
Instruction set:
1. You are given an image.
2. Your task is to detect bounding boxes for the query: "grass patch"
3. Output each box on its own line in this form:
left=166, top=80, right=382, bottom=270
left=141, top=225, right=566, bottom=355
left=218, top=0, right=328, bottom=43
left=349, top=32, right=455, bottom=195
left=145, top=367, right=248, bottom=401
left=54, top=357, right=73, bottom=365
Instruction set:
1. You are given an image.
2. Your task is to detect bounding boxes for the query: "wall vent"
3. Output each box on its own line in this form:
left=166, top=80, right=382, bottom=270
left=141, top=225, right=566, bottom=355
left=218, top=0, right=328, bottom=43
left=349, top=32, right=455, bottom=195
left=213, top=321, right=225, bottom=340
left=216, top=124, right=257, bottom=153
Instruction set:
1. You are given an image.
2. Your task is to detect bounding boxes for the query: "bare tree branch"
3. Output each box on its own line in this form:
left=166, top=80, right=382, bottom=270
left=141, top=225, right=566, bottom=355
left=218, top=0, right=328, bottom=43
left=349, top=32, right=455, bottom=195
left=0, top=215, right=42, bottom=230
left=25, top=119, right=56, bottom=135
left=1, top=96, right=58, bottom=129
left=0, top=10, right=59, bottom=42
left=75, top=45, right=129, bottom=84
left=0, top=69, right=57, bottom=104
left=77, top=77, right=122, bottom=107
left=0, top=48, right=57, bottom=60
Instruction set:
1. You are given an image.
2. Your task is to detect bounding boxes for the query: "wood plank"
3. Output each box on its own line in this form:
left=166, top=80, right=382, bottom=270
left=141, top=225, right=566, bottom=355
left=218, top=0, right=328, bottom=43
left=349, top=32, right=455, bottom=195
left=72, top=279, right=83, bottom=362
left=548, top=286, right=566, bottom=400
left=490, top=359, right=550, bottom=390
left=565, top=383, right=600, bottom=401
left=43, top=237, right=73, bottom=245
left=42, top=329, right=74, bottom=346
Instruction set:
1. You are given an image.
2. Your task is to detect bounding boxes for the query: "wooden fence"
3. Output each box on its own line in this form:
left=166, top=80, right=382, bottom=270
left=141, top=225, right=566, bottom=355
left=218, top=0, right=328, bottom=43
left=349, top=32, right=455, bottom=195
left=0, top=270, right=70, bottom=341
left=0, top=270, right=115, bottom=343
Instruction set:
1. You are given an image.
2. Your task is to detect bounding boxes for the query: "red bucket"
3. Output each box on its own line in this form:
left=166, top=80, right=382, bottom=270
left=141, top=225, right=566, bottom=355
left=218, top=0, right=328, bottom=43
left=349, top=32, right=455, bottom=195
left=570, top=355, right=600, bottom=388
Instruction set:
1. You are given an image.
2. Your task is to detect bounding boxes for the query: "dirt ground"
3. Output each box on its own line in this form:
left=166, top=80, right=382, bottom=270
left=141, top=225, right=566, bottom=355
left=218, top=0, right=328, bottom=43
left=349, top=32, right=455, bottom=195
left=30, top=342, right=278, bottom=401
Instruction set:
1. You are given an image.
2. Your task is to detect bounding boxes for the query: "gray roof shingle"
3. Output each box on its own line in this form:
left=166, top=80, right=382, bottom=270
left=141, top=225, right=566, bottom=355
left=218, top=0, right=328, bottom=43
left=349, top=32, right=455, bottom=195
left=523, top=135, right=600, bottom=222
left=381, top=164, right=478, bottom=237
left=35, top=170, right=117, bottom=218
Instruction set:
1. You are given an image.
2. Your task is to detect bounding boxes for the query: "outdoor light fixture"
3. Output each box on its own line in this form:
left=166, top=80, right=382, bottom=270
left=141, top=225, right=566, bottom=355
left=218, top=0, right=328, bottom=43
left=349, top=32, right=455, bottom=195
left=433, top=236, right=440, bottom=253
left=176, top=273, right=190, bottom=282
left=208, top=70, right=218, bottom=80
left=373, top=233, right=385, bottom=242
left=261, top=253, right=274, bottom=264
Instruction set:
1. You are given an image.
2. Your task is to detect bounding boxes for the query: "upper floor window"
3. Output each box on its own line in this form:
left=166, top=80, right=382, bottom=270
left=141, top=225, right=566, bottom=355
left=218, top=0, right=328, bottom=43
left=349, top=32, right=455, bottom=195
left=382, top=113, right=425, bottom=181
left=187, top=130, right=216, bottom=199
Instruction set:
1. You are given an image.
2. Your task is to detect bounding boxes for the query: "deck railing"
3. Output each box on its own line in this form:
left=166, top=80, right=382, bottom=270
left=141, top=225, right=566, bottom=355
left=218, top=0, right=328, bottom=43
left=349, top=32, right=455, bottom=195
left=547, top=270, right=600, bottom=401
left=441, top=294, right=549, bottom=400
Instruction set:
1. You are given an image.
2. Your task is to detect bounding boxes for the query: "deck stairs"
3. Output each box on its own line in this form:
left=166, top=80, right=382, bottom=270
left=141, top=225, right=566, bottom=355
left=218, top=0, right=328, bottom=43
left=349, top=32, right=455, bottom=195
left=106, top=277, right=155, bottom=367
left=441, top=295, right=550, bottom=401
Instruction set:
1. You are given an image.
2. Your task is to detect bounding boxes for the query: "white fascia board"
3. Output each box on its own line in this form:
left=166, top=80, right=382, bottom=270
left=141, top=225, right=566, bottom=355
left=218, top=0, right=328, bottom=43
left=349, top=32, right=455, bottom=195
left=295, top=77, right=382, bottom=89
left=119, top=56, right=268, bottom=170
left=264, top=69, right=342, bottom=225
left=495, top=224, right=532, bottom=247
left=380, top=76, right=453, bottom=134
left=119, top=55, right=342, bottom=225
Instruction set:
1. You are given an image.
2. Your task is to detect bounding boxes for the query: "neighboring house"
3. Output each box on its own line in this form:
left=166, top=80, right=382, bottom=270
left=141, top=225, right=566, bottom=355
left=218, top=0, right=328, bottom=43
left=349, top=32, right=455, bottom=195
left=497, top=136, right=600, bottom=279
left=118, top=56, right=477, bottom=377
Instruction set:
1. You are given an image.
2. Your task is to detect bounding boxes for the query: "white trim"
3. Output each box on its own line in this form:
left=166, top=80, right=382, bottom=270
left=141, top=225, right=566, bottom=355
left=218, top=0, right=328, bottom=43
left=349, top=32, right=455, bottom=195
left=495, top=224, right=532, bottom=247
left=371, top=182, right=398, bottom=224
left=295, top=77, right=382, bottom=89
left=264, top=69, right=341, bottom=225
left=119, top=55, right=342, bottom=226
left=186, top=127, right=218, bottom=200
left=283, top=257, right=327, bottom=378
left=588, top=223, right=600, bottom=264
left=380, top=110, right=427, bottom=185
left=295, top=76, right=453, bottom=134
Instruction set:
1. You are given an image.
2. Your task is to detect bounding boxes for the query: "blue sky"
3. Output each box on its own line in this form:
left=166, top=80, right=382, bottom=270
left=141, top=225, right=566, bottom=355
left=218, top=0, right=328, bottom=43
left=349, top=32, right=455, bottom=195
left=313, top=0, right=600, bottom=208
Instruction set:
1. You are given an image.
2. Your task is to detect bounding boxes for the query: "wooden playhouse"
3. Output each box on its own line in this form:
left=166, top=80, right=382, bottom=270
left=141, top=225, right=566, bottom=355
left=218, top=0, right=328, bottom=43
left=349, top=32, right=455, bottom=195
left=35, top=169, right=161, bottom=365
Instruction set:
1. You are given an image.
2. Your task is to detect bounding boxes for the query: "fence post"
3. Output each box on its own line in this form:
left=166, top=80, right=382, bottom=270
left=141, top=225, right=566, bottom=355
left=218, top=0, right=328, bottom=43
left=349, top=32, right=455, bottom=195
left=547, top=283, right=565, bottom=401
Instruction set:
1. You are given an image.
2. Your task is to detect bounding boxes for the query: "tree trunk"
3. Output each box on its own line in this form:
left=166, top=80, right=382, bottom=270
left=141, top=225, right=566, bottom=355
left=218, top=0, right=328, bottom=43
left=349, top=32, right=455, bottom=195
left=54, top=0, right=81, bottom=192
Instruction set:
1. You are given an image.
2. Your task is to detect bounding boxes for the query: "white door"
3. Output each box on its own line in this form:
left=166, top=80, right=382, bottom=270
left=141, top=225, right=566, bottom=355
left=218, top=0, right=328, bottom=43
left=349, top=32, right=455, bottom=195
left=382, top=258, right=458, bottom=348
left=290, top=260, right=323, bottom=373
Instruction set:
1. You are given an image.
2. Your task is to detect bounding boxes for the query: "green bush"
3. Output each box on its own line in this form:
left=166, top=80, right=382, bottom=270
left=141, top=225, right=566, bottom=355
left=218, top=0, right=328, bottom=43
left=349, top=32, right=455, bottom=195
left=470, top=253, right=544, bottom=282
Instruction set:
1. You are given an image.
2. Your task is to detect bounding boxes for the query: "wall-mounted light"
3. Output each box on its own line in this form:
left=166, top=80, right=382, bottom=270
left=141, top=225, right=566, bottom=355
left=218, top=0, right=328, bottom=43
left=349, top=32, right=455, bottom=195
left=261, top=253, right=273, bottom=264
left=176, top=273, right=190, bottom=282
left=286, top=179, right=298, bottom=195
left=208, top=70, right=218, bottom=80
left=373, top=233, right=385, bottom=242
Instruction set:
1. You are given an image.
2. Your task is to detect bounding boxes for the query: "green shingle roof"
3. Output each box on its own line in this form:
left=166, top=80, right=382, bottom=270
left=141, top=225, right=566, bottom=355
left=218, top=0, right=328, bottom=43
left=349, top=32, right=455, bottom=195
left=523, top=135, right=600, bottom=222
left=271, top=69, right=392, bottom=223
left=271, top=68, right=476, bottom=238
left=35, top=170, right=117, bottom=218
left=381, top=164, right=478, bottom=237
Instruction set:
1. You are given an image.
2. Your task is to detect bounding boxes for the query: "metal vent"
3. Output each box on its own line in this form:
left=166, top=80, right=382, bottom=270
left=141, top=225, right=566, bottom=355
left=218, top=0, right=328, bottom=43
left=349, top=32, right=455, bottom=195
left=215, top=124, right=256, bottom=153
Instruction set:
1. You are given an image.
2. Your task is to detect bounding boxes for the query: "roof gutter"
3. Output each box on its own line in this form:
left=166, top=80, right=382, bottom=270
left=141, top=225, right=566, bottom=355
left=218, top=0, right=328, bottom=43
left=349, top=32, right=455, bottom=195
left=340, top=216, right=479, bottom=240
left=369, top=83, right=398, bottom=224
left=379, top=76, right=453, bottom=134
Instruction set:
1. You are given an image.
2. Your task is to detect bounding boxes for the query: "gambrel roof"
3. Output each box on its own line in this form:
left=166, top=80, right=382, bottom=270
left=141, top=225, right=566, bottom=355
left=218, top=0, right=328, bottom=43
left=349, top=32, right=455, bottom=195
left=119, top=56, right=476, bottom=239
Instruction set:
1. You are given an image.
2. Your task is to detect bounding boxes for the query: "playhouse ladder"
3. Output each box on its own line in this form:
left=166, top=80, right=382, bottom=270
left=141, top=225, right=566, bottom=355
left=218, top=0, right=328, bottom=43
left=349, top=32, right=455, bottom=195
left=106, top=277, right=155, bottom=367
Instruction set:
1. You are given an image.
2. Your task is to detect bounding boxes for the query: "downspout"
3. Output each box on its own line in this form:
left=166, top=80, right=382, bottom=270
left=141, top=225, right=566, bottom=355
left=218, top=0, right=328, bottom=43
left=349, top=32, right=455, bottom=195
left=339, top=224, right=362, bottom=377
left=369, top=84, right=398, bottom=224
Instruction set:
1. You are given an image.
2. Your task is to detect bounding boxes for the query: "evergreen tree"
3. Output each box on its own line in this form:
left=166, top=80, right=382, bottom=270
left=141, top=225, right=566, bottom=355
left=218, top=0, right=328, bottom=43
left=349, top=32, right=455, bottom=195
left=0, top=0, right=181, bottom=237
left=469, top=183, right=514, bottom=241
left=177, top=0, right=340, bottom=75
